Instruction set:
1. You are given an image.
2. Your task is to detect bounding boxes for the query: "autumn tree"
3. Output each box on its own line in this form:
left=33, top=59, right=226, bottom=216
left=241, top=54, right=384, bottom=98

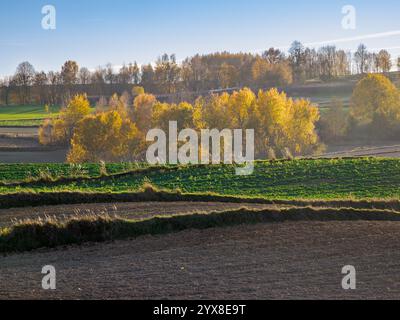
left=154, top=54, right=181, bottom=94
left=193, top=93, right=233, bottom=130
left=108, top=93, right=129, bottom=118
left=376, top=50, right=392, bottom=73
left=256, top=88, right=320, bottom=157
left=252, top=58, right=292, bottom=87
left=262, top=48, right=285, bottom=64
left=67, top=110, right=143, bottom=163
left=152, top=101, right=195, bottom=132
left=132, top=86, right=145, bottom=96
left=195, top=88, right=321, bottom=158
left=350, top=74, right=400, bottom=135
left=61, top=61, right=79, bottom=85
left=130, top=92, right=157, bottom=132
left=40, top=94, right=92, bottom=145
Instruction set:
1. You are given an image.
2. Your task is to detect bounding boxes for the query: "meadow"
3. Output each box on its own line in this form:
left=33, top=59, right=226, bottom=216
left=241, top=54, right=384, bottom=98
left=1, top=158, right=399, bottom=200
left=0, top=105, right=61, bottom=126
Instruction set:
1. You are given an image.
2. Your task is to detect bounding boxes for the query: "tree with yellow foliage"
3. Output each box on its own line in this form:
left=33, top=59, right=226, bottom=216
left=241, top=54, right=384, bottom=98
left=39, top=94, right=92, bottom=145
left=67, top=110, right=144, bottom=163
left=193, top=93, right=232, bottom=130
left=350, top=74, right=400, bottom=134
left=108, top=93, right=129, bottom=118
left=252, top=58, right=293, bottom=87
left=130, top=93, right=157, bottom=132
left=194, top=87, right=321, bottom=158
left=226, top=87, right=257, bottom=129
left=132, top=86, right=145, bottom=96
left=284, top=98, right=320, bottom=155
left=152, top=101, right=195, bottom=131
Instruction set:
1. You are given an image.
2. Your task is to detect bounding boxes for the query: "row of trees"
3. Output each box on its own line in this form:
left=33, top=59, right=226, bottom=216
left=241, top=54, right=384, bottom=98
left=39, top=73, right=400, bottom=163
left=1, top=42, right=399, bottom=106
left=40, top=87, right=322, bottom=163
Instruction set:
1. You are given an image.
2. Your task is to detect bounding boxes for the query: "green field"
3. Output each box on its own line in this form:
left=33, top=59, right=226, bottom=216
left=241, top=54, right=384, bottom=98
left=1, top=158, right=399, bottom=200
left=0, top=105, right=61, bottom=126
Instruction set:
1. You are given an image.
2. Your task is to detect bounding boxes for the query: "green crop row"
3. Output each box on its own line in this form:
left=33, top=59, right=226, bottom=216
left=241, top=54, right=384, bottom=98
left=0, top=158, right=399, bottom=200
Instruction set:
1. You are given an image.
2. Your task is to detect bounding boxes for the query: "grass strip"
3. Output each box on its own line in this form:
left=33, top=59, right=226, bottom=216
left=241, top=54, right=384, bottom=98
left=1, top=185, right=400, bottom=211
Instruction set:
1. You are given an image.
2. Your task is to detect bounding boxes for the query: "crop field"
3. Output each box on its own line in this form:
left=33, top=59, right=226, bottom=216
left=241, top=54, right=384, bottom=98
left=1, top=158, right=399, bottom=200
left=0, top=162, right=142, bottom=182
left=0, top=105, right=61, bottom=127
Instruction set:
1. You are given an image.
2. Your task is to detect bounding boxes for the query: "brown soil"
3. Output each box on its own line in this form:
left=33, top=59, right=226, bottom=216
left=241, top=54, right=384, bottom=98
left=1, top=220, right=400, bottom=300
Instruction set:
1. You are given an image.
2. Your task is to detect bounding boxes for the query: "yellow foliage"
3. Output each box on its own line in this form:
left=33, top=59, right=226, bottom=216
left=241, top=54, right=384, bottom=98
left=350, top=74, right=400, bottom=130
left=193, top=93, right=232, bottom=129
left=193, top=87, right=321, bottom=157
left=109, top=93, right=128, bottom=118
left=227, top=88, right=256, bottom=128
left=152, top=101, right=195, bottom=131
left=39, top=94, right=91, bottom=146
left=132, top=86, right=145, bottom=96
left=67, top=110, right=144, bottom=163
left=38, top=119, right=53, bottom=145
left=42, top=87, right=321, bottom=160
left=131, top=93, right=157, bottom=131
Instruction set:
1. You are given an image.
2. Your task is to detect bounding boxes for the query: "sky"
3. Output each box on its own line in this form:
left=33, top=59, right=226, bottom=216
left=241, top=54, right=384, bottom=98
left=1, top=0, right=400, bottom=77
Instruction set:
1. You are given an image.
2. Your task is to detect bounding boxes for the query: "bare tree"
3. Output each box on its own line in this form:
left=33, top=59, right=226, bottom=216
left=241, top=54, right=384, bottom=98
left=78, top=67, right=91, bottom=85
left=14, top=61, right=35, bottom=104
left=354, top=44, right=368, bottom=74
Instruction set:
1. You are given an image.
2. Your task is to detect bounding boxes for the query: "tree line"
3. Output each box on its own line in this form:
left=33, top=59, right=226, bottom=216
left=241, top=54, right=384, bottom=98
left=39, top=87, right=322, bottom=163
left=1, top=42, right=399, bottom=106
left=38, top=72, right=400, bottom=163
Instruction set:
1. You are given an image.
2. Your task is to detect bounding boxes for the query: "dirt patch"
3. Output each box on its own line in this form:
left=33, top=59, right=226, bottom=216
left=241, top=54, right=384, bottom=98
left=0, top=127, right=38, bottom=136
left=2, top=221, right=400, bottom=299
left=0, top=149, right=67, bottom=163
left=323, top=142, right=400, bottom=158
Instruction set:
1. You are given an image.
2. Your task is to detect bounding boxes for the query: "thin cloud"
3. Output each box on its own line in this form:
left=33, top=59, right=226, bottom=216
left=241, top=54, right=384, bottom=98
left=303, top=30, right=400, bottom=48
left=252, top=29, right=400, bottom=53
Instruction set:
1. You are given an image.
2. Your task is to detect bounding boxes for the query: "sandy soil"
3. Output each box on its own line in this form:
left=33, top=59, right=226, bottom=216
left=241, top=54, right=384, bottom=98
left=1, top=220, right=400, bottom=300
left=0, top=202, right=278, bottom=227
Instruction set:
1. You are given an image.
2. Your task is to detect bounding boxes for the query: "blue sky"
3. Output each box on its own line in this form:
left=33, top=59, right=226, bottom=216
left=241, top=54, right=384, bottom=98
left=1, top=0, right=400, bottom=77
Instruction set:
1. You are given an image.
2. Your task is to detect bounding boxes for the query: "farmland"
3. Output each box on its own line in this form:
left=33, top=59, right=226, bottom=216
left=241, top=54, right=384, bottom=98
left=0, top=105, right=61, bottom=127
left=3, top=220, right=400, bottom=299
left=0, top=158, right=399, bottom=200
